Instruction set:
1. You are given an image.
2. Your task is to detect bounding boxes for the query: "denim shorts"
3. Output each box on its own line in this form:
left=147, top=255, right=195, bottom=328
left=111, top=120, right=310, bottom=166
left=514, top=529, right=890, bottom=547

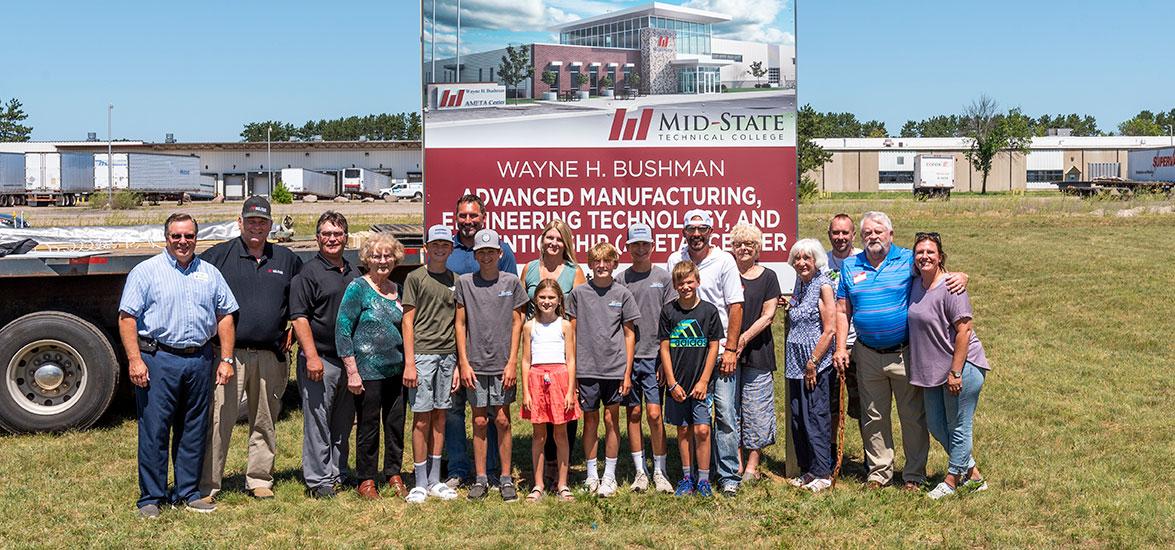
left=665, top=392, right=713, bottom=427
left=408, top=354, right=457, bottom=413
left=621, top=357, right=662, bottom=407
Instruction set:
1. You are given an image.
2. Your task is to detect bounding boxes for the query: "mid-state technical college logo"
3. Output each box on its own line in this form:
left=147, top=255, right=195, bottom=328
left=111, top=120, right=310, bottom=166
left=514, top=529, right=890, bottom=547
left=656, top=35, right=671, bottom=48
left=609, top=108, right=654, bottom=141
left=669, top=319, right=708, bottom=348
left=439, top=89, right=466, bottom=108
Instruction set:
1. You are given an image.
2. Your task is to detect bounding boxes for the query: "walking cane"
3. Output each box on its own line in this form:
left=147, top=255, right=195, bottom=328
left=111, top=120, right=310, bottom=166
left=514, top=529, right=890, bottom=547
left=831, top=367, right=847, bottom=486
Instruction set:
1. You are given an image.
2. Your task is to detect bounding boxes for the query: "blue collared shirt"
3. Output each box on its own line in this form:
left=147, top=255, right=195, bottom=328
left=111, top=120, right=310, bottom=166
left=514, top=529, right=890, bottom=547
left=835, top=244, right=915, bottom=350
left=119, top=250, right=239, bottom=347
left=445, top=234, right=518, bottom=276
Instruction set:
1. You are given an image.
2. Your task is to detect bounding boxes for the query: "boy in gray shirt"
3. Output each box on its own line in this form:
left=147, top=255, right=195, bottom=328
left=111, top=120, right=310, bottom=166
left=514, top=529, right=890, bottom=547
left=455, top=229, right=528, bottom=501
left=617, top=223, right=677, bottom=494
left=568, top=242, right=640, bottom=497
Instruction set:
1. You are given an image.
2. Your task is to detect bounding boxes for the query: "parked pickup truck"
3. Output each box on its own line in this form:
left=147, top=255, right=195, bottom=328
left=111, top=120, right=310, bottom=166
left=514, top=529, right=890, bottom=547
left=379, top=181, right=423, bottom=202
left=0, top=225, right=422, bottom=433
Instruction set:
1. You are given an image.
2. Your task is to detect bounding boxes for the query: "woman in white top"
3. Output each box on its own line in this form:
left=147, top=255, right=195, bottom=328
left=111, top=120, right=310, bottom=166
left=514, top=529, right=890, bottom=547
left=520, top=279, right=580, bottom=501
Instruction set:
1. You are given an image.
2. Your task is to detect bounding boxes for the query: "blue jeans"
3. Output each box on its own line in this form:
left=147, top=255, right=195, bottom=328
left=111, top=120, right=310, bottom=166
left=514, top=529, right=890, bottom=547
left=710, top=365, right=741, bottom=488
left=923, top=362, right=985, bottom=476
left=443, top=386, right=498, bottom=480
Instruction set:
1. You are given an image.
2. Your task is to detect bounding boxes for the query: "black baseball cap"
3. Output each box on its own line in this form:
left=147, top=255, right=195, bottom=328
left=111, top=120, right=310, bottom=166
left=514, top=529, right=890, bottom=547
left=242, top=196, right=272, bottom=221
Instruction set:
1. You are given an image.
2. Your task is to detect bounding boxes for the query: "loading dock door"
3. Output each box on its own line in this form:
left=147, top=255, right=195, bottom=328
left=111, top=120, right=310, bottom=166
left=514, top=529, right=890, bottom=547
left=224, top=174, right=246, bottom=199
left=251, top=174, right=271, bottom=196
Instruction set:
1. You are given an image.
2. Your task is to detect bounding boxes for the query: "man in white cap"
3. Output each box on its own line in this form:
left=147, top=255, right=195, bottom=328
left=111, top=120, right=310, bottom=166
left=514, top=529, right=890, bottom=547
left=665, top=210, right=744, bottom=497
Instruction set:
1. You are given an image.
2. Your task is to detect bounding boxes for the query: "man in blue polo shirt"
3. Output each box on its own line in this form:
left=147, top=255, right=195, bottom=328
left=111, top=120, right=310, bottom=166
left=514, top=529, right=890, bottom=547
left=442, top=194, right=516, bottom=488
left=833, top=211, right=966, bottom=491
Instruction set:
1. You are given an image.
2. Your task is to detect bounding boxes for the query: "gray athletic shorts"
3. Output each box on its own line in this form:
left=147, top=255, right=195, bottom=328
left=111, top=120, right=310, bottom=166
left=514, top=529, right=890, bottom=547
left=466, top=373, right=516, bottom=409
left=409, top=354, right=457, bottom=413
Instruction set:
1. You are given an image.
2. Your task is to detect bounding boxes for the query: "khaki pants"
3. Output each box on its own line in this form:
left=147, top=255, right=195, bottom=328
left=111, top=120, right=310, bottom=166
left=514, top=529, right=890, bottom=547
left=199, top=348, right=288, bottom=497
left=854, top=344, right=928, bottom=485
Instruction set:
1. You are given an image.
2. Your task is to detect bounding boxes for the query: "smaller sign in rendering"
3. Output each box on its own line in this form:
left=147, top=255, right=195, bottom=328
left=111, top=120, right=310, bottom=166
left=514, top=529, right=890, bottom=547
left=429, top=83, right=507, bottom=111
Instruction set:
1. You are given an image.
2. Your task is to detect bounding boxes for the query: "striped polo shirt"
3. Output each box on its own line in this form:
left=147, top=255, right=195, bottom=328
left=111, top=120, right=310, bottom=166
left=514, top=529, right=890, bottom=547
left=835, top=245, right=915, bottom=350
left=119, top=250, right=239, bottom=348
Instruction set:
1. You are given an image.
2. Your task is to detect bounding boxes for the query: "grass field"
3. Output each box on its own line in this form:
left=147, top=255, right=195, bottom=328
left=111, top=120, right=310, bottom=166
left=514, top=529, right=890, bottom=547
left=1, top=194, right=1172, bottom=548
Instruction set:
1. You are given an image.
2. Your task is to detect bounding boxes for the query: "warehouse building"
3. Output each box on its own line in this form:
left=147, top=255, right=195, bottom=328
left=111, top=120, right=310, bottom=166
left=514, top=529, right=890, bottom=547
left=809, top=136, right=1175, bottom=193
left=427, top=2, right=795, bottom=97
left=0, top=140, right=421, bottom=199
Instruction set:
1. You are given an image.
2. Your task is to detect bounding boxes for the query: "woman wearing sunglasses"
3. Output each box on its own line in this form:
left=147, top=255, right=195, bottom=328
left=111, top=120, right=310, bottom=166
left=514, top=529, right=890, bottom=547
left=906, top=232, right=990, bottom=500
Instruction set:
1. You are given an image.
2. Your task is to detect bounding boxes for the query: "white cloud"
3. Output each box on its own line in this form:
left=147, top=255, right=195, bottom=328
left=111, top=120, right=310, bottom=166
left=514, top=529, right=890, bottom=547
left=427, top=0, right=576, bottom=31
left=684, top=0, right=793, bottom=44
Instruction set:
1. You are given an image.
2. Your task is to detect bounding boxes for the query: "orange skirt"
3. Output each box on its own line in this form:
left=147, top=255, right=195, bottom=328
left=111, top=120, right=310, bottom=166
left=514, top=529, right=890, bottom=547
left=522, top=363, right=581, bottom=425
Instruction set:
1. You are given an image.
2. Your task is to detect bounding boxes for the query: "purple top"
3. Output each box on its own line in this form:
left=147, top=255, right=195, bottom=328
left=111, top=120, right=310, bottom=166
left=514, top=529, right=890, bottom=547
left=907, top=278, right=990, bottom=387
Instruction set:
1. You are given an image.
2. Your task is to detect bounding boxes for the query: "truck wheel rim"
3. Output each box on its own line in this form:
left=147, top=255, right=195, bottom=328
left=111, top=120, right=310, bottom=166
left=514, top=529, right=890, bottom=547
left=7, top=340, right=87, bottom=416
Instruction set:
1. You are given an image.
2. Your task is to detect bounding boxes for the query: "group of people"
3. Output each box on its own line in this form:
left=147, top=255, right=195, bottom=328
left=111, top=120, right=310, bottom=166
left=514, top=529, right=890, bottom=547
left=118, top=194, right=990, bottom=519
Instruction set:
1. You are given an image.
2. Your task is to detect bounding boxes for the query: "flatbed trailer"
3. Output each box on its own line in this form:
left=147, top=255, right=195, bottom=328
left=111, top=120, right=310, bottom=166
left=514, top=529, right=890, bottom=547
left=0, top=224, right=422, bottom=433
left=1055, top=178, right=1175, bottom=198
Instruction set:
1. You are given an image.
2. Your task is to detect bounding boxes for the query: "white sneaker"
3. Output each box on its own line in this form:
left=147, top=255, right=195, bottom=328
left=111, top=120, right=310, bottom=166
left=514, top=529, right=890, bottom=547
left=584, top=477, right=600, bottom=493
left=405, top=487, right=428, bottom=504
left=630, top=472, right=649, bottom=493
left=927, top=482, right=956, bottom=500
left=596, top=477, right=618, bottom=497
left=789, top=473, right=815, bottom=488
left=652, top=471, right=673, bottom=493
left=803, top=477, right=832, bottom=493
left=429, top=482, right=459, bottom=501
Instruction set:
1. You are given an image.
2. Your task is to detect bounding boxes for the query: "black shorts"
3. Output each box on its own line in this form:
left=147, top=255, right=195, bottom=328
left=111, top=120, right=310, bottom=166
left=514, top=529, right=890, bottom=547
left=577, top=378, right=624, bottom=412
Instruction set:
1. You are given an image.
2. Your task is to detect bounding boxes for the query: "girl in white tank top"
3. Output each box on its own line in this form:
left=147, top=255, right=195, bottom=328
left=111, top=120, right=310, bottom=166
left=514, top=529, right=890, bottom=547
left=520, top=279, right=580, bottom=501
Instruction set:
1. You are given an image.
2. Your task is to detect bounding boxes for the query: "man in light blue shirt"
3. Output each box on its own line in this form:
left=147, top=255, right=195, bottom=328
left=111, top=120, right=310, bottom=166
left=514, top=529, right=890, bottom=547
left=118, top=212, right=237, bottom=518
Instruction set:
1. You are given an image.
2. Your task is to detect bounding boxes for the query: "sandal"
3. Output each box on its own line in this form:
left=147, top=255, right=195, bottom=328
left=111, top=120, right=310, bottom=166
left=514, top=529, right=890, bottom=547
left=526, top=487, right=544, bottom=502
left=556, top=486, right=574, bottom=502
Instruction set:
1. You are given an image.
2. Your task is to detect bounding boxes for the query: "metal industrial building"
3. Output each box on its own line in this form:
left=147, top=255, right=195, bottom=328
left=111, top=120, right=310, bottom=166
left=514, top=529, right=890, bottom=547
left=809, top=136, right=1175, bottom=193
left=0, top=140, right=421, bottom=199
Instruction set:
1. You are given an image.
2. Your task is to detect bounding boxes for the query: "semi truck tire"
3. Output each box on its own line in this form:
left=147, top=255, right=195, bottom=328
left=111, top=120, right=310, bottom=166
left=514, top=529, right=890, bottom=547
left=0, top=312, right=119, bottom=433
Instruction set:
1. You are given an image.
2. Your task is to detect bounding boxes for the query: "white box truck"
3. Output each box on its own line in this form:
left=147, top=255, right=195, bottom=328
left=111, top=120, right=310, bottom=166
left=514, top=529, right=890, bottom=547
left=1, top=153, right=25, bottom=206
left=94, top=153, right=203, bottom=203
left=913, top=154, right=955, bottom=199
left=25, top=152, right=95, bottom=206
left=341, top=168, right=391, bottom=197
left=281, top=168, right=337, bottom=198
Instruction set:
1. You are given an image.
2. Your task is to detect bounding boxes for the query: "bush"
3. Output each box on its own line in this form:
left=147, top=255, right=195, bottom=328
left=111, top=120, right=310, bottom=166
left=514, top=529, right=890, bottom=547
left=271, top=182, right=293, bottom=204
left=87, top=190, right=142, bottom=210
left=721, top=84, right=728, bottom=92
left=798, top=175, right=821, bottom=203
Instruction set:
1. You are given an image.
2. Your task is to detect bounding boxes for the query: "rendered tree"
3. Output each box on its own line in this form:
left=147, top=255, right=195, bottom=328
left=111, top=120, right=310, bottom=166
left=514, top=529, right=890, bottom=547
left=497, top=44, right=534, bottom=99
left=746, top=61, right=768, bottom=87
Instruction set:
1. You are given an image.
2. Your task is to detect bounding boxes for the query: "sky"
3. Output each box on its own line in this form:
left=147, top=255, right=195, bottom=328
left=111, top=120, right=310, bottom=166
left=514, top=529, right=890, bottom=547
left=4, top=0, right=1174, bottom=141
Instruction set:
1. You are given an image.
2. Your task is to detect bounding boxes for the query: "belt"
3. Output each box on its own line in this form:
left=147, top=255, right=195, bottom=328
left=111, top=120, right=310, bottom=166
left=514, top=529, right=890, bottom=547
left=859, top=341, right=907, bottom=355
left=140, top=336, right=206, bottom=356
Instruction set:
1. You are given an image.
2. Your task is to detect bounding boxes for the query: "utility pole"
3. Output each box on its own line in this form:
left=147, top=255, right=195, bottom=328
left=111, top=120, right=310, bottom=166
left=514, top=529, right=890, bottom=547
left=107, top=104, right=113, bottom=207
left=267, top=125, right=273, bottom=195
left=455, top=0, right=461, bottom=82
left=430, top=0, right=436, bottom=84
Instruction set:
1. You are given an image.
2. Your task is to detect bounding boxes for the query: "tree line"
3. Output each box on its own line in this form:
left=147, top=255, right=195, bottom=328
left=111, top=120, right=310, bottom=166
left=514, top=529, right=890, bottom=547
left=240, top=112, right=422, bottom=142
left=804, top=107, right=1175, bottom=138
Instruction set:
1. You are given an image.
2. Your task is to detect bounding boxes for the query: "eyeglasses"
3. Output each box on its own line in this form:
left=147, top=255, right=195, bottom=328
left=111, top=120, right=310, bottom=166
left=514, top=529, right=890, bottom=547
left=318, top=231, right=346, bottom=238
left=684, top=226, right=711, bottom=235
left=732, top=240, right=758, bottom=249
left=168, top=233, right=196, bottom=241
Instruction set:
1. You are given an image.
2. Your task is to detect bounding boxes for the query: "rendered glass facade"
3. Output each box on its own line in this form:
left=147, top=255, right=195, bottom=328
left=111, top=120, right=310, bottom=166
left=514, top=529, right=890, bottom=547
left=560, top=16, right=711, bottom=54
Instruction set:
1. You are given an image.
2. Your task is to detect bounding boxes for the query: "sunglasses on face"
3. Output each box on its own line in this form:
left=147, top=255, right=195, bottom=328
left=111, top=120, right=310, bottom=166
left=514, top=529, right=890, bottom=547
left=168, top=233, right=196, bottom=241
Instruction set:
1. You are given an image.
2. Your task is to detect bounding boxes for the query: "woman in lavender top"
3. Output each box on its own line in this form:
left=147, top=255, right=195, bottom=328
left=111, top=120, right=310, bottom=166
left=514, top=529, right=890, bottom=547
left=907, top=232, right=990, bottom=500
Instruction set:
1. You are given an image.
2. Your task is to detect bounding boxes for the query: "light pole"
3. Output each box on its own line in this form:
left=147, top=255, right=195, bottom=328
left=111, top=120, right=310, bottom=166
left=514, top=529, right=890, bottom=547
left=455, top=0, right=461, bottom=82
left=107, top=104, right=113, bottom=207
left=267, top=125, right=273, bottom=195
left=430, top=0, right=436, bottom=84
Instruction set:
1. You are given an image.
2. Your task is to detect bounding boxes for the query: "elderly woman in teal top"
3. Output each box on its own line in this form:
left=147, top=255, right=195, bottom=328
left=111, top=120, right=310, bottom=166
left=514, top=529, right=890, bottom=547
left=337, top=233, right=408, bottom=500
left=518, top=218, right=585, bottom=487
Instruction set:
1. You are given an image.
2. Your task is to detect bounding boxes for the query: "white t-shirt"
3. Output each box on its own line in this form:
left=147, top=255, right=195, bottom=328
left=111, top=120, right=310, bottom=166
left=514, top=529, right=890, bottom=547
left=666, top=246, right=745, bottom=344
left=827, top=247, right=862, bottom=347
left=530, top=318, right=566, bottom=365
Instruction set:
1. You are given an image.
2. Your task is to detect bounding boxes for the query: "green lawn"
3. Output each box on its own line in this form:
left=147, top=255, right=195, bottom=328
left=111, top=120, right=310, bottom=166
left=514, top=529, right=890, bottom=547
left=1, top=195, right=1172, bottom=547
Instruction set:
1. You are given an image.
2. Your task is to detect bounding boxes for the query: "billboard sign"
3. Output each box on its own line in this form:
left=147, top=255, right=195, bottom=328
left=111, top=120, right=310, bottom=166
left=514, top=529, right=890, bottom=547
left=429, top=83, right=507, bottom=111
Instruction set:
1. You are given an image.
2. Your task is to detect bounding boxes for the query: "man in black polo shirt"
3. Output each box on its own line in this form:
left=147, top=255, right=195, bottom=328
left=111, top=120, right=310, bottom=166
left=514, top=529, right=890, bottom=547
left=290, top=211, right=358, bottom=499
left=197, top=196, right=303, bottom=502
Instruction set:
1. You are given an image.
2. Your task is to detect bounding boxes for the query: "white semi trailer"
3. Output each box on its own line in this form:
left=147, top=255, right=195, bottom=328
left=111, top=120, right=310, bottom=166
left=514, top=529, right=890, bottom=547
left=1128, top=147, right=1175, bottom=183
left=341, top=168, right=390, bottom=197
left=94, top=153, right=205, bottom=203
left=25, top=152, right=95, bottom=206
left=0, top=153, right=25, bottom=206
left=280, top=168, right=337, bottom=198
left=913, top=154, right=956, bottom=199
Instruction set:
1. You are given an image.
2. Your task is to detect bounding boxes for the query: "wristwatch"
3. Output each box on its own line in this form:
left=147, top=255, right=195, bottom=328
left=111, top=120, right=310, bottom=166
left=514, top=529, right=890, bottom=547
left=220, top=356, right=234, bottom=365
left=949, top=370, right=962, bottom=379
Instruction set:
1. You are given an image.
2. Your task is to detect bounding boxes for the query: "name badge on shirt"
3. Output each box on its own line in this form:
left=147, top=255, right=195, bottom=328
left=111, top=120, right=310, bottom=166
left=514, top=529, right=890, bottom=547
left=853, top=272, right=867, bottom=284
left=608, top=300, right=623, bottom=308
left=192, top=271, right=210, bottom=282
left=650, top=283, right=665, bottom=288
